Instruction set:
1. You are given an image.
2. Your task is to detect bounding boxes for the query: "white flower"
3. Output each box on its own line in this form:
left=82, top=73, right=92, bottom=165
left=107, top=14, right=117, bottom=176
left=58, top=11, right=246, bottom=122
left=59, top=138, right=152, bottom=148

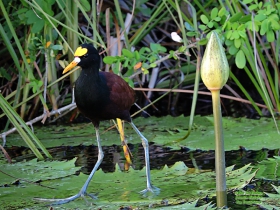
left=171, top=32, right=182, bottom=43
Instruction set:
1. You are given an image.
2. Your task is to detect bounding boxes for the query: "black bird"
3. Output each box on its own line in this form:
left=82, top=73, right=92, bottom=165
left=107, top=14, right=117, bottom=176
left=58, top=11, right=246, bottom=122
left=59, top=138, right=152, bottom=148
left=42, top=44, right=159, bottom=204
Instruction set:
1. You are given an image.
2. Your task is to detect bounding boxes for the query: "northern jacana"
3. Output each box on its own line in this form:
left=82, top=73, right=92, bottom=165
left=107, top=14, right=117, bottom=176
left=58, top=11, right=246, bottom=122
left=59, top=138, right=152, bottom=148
left=42, top=44, right=159, bottom=204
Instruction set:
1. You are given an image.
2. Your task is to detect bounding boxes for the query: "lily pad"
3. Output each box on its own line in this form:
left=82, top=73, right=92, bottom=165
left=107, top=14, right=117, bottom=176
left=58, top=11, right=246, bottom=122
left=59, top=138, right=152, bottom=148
left=6, top=116, right=280, bottom=152
left=0, top=159, right=256, bottom=209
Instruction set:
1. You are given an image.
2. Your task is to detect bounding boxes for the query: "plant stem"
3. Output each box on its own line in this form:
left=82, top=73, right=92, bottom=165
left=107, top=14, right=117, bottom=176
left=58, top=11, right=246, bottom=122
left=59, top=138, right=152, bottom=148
left=211, top=89, right=227, bottom=207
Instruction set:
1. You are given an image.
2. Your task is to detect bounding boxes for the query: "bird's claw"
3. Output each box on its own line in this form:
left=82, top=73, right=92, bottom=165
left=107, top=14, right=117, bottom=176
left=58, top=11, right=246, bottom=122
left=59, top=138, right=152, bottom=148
left=34, top=191, right=97, bottom=205
left=140, top=185, right=160, bottom=195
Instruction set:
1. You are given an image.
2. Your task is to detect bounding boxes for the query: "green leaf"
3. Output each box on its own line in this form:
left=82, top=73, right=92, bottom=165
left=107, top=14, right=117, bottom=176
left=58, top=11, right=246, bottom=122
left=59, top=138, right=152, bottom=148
left=237, top=24, right=246, bottom=31
left=214, top=16, right=221, bottom=22
left=225, top=30, right=233, bottom=39
left=210, top=8, right=218, bottom=19
left=200, top=14, right=209, bottom=24
left=271, top=19, right=280, bottom=30
left=51, top=45, right=63, bottom=50
left=260, top=19, right=269, bottom=35
left=186, top=31, right=197, bottom=37
left=0, top=67, right=12, bottom=80
left=25, top=10, right=40, bottom=24
left=178, top=46, right=187, bottom=53
left=225, top=39, right=233, bottom=46
left=207, top=21, right=214, bottom=28
left=184, top=22, right=194, bottom=31
left=198, top=38, right=208, bottom=45
left=235, top=49, right=246, bottom=69
left=238, top=31, right=247, bottom=38
left=242, top=0, right=254, bottom=3
left=229, top=12, right=243, bottom=22
left=122, top=48, right=134, bottom=58
left=246, top=21, right=260, bottom=31
left=255, top=13, right=266, bottom=21
left=239, top=15, right=252, bottom=23
left=31, top=19, right=45, bottom=33
left=266, top=30, right=275, bottom=42
left=231, top=31, right=240, bottom=40
left=134, top=51, right=140, bottom=60
left=229, top=44, right=239, bottom=55
left=103, top=56, right=118, bottom=64
left=249, top=4, right=258, bottom=11
left=150, top=43, right=166, bottom=53
left=218, top=7, right=226, bottom=17
left=79, top=0, right=91, bottom=11
left=198, top=24, right=207, bottom=31
left=234, top=38, right=242, bottom=48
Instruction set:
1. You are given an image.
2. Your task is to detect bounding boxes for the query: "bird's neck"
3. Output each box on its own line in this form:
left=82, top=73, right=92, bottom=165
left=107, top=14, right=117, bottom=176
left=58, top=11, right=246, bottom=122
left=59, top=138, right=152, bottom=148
left=80, top=67, right=100, bottom=81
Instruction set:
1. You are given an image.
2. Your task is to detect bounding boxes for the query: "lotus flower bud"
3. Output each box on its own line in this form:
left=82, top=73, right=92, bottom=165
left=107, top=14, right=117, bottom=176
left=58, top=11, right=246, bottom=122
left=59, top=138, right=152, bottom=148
left=201, top=31, right=229, bottom=90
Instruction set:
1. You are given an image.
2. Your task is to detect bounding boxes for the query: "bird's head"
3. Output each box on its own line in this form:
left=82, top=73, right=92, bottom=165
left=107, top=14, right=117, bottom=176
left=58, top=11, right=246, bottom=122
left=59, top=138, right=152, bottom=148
left=63, top=44, right=100, bottom=74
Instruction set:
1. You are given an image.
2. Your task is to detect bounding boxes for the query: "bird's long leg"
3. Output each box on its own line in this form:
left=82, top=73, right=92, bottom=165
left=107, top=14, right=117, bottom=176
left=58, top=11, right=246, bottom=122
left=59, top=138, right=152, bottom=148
left=129, top=121, right=160, bottom=194
left=34, top=125, right=104, bottom=205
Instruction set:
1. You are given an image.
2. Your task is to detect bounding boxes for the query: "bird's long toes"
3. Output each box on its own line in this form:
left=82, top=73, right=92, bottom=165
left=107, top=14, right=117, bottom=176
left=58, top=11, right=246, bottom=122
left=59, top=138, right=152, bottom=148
left=84, top=191, right=98, bottom=200
left=140, top=185, right=160, bottom=195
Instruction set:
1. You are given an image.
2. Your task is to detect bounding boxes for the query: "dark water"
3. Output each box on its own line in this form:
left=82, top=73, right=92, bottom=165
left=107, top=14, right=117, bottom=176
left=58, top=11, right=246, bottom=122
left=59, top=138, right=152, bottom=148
left=4, top=144, right=280, bottom=209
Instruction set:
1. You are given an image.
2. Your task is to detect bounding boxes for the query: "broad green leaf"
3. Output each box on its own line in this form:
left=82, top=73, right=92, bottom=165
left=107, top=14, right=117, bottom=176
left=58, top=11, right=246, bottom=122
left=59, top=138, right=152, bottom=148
left=51, top=44, right=63, bottom=50
left=266, top=30, right=275, bottom=42
left=230, top=31, right=240, bottom=40
left=200, top=15, right=209, bottom=24
left=242, top=0, right=254, bottom=3
left=207, top=21, right=214, bottom=28
left=31, top=19, right=45, bottom=33
left=271, top=19, right=280, bottom=30
left=229, top=12, right=243, bottom=22
left=210, top=8, right=218, bottom=20
left=218, top=7, right=227, bottom=17
left=235, top=49, right=246, bottom=69
left=103, top=56, right=118, bottom=64
left=238, top=30, right=247, bottom=38
left=198, top=38, right=208, bottom=45
left=186, top=31, right=197, bottom=37
left=134, top=51, right=140, bottom=60
left=214, top=17, right=221, bottom=22
left=184, top=22, right=195, bottom=31
left=234, top=38, right=242, bottom=48
left=237, top=24, right=246, bottom=31
left=79, top=0, right=91, bottom=11
left=198, top=24, right=207, bottom=31
left=122, top=48, right=134, bottom=58
left=225, top=38, right=233, bottom=46
left=246, top=20, right=260, bottom=31
left=249, top=4, right=258, bottom=11
left=255, top=13, right=267, bottom=22
left=239, top=15, right=252, bottom=23
left=229, top=44, right=238, bottom=55
left=260, top=19, right=269, bottom=35
left=225, top=30, right=233, bottom=39
left=0, top=67, right=12, bottom=80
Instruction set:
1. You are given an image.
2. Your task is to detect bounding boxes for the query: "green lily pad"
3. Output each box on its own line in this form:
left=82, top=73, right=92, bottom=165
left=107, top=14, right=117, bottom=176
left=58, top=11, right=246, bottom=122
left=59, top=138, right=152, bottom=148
left=6, top=116, right=280, bottom=151
left=0, top=159, right=256, bottom=209
left=253, top=156, right=280, bottom=180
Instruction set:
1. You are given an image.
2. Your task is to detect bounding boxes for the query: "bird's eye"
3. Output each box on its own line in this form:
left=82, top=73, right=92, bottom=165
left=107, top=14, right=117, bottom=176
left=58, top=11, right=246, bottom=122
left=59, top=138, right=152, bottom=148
left=83, top=54, right=88, bottom=58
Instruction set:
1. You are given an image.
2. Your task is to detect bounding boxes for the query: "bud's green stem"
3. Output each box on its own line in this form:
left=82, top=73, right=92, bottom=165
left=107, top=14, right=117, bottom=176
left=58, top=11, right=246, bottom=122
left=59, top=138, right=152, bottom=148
left=201, top=31, right=229, bottom=208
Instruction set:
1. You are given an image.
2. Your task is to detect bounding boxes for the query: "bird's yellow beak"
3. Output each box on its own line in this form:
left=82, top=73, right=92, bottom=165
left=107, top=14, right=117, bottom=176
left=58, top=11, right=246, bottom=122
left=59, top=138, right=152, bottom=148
left=62, top=46, right=88, bottom=74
